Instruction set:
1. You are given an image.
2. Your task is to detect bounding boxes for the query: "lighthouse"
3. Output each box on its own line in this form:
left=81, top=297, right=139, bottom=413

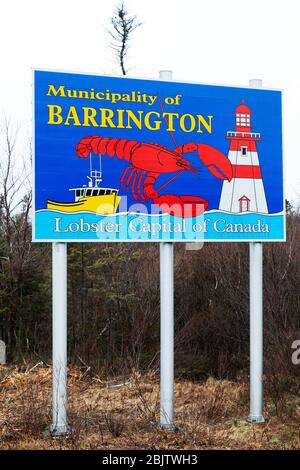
left=219, top=101, right=268, bottom=213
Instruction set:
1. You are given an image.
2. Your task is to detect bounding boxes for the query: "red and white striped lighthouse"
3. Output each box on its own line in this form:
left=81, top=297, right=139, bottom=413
left=219, top=100, right=268, bottom=213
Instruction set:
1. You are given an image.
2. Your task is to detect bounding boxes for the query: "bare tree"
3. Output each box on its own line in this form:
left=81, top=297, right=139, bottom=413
left=0, top=118, right=33, bottom=352
left=108, top=1, right=141, bottom=75
left=0, top=118, right=32, bottom=264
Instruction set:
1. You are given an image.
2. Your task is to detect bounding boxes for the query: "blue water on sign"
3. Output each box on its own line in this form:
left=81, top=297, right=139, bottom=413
left=34, top=210, right=285, bottom=242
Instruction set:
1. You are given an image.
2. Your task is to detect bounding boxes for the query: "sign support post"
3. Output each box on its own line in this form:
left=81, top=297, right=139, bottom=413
left=159, top=70, right=175, bottom=430
left=247, top=78, right=265, bottom=424
left=160, top=241, right=175, bottom=429
left=50, top=242, right=69, bottom=436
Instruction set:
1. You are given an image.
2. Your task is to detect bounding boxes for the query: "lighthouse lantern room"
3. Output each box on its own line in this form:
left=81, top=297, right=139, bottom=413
left=219, top=101, right=268, bottom=214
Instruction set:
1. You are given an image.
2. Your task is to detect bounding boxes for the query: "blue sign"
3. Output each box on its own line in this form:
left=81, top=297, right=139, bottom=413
left=33, top=70, right=285, bottom=242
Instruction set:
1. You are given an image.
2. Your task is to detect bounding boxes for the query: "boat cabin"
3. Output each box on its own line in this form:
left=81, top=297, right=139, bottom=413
left=70, top=187, right=119, bottom=202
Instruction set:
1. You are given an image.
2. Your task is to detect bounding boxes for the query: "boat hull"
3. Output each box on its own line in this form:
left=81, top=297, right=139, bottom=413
left=47, top=195, right=121, bottom=214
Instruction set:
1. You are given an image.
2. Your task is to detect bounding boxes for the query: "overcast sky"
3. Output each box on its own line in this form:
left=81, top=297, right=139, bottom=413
left=0, top=0, right=298, bottom=203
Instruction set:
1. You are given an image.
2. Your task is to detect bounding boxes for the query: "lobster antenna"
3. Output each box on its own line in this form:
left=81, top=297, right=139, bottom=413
left=99, top=152, right=102, bottom=181
left=154, top=95, right=198, bottom=191
left=89, top=151, right=92, bottom=176
left=158, top=92, right=198, bottom=175
left=155, top=170, right=185, bottom=193
left=157, top=94, right=179, bottom=149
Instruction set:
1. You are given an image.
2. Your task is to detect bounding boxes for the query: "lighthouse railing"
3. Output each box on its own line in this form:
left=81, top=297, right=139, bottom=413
left=226, top=131, right=261, bottom=138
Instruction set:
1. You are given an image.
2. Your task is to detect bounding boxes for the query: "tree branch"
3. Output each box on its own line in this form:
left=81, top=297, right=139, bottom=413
left=108, top=1, right=141, bottom=75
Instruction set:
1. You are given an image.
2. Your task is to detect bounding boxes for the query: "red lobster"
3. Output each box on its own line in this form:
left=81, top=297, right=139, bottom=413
left=76, top=135, right=232, bottom=218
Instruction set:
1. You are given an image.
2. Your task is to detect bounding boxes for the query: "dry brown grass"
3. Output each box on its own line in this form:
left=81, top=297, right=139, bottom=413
left=0, top=365, right=299, bottom=450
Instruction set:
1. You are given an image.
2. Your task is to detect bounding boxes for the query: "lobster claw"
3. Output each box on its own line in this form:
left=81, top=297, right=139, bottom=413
left=197, top=144, right=232, bottom=181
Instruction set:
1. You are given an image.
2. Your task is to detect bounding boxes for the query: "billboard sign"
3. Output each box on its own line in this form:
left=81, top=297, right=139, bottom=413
left=33, top=70, right=285, bottom=242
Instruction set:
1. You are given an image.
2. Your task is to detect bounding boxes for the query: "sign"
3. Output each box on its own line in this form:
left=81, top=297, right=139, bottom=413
left=33, top=70, right=285, bottom=242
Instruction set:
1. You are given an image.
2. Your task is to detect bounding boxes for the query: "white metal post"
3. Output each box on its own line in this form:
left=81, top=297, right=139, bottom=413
left=159, top=70, right=175, bottom=430
left=160, top=242, right=174, bottom=429
left=248, top=78, right=265, bottom=423
left=50, top=242, right=69, bottom=435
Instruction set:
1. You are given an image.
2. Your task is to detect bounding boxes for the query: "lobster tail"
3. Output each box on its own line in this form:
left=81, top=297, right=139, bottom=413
left=76, top=135, right=142, bottom=163
left=76, top=135, right=99, bottom=157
